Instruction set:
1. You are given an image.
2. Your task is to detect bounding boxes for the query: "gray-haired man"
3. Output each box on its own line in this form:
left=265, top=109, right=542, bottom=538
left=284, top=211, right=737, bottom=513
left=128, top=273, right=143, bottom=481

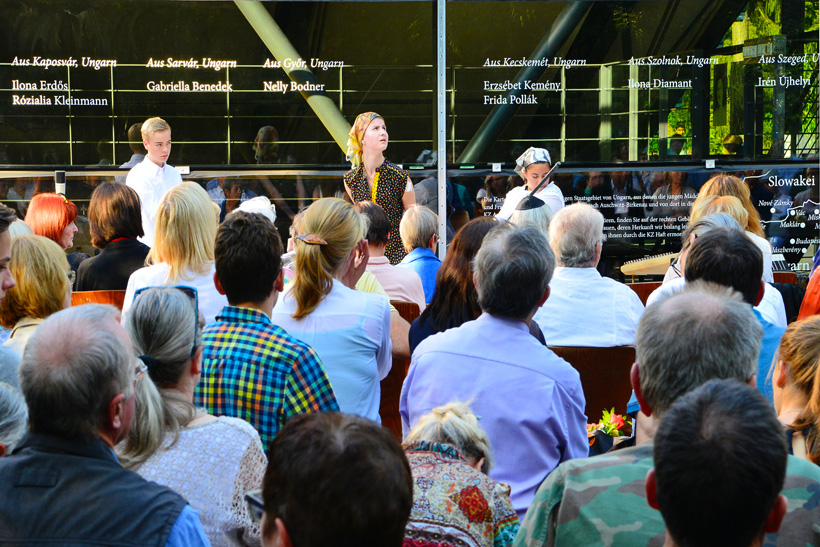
left=0, top=305, right=210, bottom=546
left=401, top=224, right=587, bottom=519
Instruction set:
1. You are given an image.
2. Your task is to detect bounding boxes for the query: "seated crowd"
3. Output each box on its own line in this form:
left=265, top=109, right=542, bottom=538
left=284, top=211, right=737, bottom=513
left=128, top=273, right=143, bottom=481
left=0, top=150, right=819, bottom=547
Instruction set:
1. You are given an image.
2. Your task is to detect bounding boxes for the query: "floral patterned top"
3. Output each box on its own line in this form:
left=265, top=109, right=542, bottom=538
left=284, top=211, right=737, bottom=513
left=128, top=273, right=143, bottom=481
left=345, top=160, right=409, bottom=264
left=403, top=441, right=519, bottom=547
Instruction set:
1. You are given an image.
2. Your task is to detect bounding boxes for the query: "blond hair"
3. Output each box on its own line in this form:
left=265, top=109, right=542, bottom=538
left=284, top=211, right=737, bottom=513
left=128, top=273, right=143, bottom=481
left=147, top=182, right=216, bottom=282
left=399, top=205, right=438, bottom=253
left=404, top=401, right=493, bottom=473
left=698, top=174, right=764, bottom=237
left=292, top=198, right=367, bottom=319
left=689, top=195, right=749, bottom=229
left=0, top=235, right=68, bottom=327
left=141, top=117, right=170, bottom=141
left=777, top=316, right=820, bottom=464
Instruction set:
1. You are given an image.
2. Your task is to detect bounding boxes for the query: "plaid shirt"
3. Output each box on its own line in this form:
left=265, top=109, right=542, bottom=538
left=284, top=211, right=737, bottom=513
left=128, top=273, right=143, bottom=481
left=194, top=306, right=339, bottom=451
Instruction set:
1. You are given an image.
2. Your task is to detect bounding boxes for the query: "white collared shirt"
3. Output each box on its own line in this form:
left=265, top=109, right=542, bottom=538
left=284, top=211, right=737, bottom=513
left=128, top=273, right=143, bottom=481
left=126, top=156, right=183, bottom=247
left=534, top=267, right=645, bottom=347
left=497, top=183, right=565, bottom=220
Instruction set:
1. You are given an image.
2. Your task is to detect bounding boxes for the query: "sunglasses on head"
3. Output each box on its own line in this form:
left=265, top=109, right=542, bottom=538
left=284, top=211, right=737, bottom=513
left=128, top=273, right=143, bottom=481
left=133, top=285, right=199, bottom=358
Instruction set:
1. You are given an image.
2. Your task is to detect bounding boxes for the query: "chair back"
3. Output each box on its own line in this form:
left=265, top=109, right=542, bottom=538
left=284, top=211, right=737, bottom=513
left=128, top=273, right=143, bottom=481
left=380, top=300, right=421, bottom=440
left=627, top=282, right=662, bottom=305
left=71, top=290, right=126, bottom=311
left=548, top=345, right=636, bottom=423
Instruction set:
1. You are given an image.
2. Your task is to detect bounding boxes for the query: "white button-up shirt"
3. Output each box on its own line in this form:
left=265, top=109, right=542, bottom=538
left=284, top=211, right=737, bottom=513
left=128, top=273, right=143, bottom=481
left=126, top=157, right=182, bottom=246
left=534, top=267, right=645, bottom=347
left=497, top=182, right=565, bottom=220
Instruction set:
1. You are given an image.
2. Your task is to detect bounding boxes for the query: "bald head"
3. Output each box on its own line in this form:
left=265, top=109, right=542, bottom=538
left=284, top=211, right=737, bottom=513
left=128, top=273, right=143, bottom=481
left=19, top=305, right=134, bottom=439
left=635, top=281, right=761, bottom=417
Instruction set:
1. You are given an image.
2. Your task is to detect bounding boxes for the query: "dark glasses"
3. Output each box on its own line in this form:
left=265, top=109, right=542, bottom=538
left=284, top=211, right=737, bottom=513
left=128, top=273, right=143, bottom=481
left=245, top=489, right=264, bottom=524
left=133, top=285, right=199, bottom=357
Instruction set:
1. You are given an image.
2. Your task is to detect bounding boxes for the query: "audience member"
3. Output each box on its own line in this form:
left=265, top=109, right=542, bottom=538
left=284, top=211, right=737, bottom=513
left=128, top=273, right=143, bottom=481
left=270, top=198, right=389, bottom=422
left=516, top=282, right=820, bottom=547
left=0, top=235, right=71, bottom=356
left=7, top=218, right=32, bottom=238
left=650, top=213, right=786, bottom=327
left=648, top=380, right=788, bottom=547
left=409, top=217, right=545, bottom=352
left=509, top=195, right=552, bottom=237
left=772, top=316, right=820, bottom=463
left=249, top=412, right=413, bottom=547
left=403, top=401, right=519, bottom=547
left=533, top=203, right=644, bottom=346
left=24, top=192, right=87, bottom=272
left=0, top=382, right=26, bottom=456
left=122, top=182, right=227, bottom=325
left=121, top=287, right=266, bottom=546
left=126, top=117, right=183, bottom=246
left=397, top=204, right=441, bottom=304
left=697, top=173, right=772, bottom=282
left=402, top=224, right=587, bottom=518
left=683, top=227, right=785, bottom=402
left=0, top=204, right=19, bottom=385
left=196, top=211, right=338, bottom=450
left=0, top=304, right=210, bottom=545
left=497, top=147, right=563, bottom=219
left=230, top=196, right=276, bottom=224
left=75, top=182, right=150, bottom=291
left=354, top=201, right=425, bottom=312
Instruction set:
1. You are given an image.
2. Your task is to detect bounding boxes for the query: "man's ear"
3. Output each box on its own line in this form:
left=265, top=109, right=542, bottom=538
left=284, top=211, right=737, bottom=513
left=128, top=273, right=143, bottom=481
left=754, top=281, right=765, bottom=307
left=645, top=469, right=660, bottom=511
left=631, top=363, right=653, bottom=417
left=262, top=515, right=292, bottom=547
left=274, top=269, right=285, bottom=293
left=107, top=392, right=126, bottom=431
left=213, top=272, right=226, bottom=295
left=143, top=140, right=149, bottom=152
left=763, top=495, right=787, bottom=534
left=538, top=286, right=550, bottom=307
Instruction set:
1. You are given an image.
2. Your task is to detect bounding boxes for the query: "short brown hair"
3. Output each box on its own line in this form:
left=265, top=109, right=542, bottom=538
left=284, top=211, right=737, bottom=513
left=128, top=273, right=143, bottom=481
left=88, top=183, right=144, bottom=248
left=354, top=201, right=391, bottom=246
left=0, top=204, right=17, bottom=234
left=263, top=412, right=412, bottom=547
left=215, top=211, right=282, bottom=305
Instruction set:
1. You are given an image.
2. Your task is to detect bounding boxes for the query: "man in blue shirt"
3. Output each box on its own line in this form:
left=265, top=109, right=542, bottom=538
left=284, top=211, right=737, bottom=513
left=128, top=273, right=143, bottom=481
left=684, top=227, right=785, bottom=403
left=0, top=304, right=210, bottom=546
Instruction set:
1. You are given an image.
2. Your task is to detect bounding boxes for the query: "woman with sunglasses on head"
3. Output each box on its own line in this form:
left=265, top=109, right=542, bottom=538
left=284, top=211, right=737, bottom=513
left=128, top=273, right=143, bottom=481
left=119, top=287, right=266, bottom=547
left=343, top=112, right=415, bottom=265
left=0, top=235, right=73, bottom=356
left=121, top=182, right=228, bottom=325
left=24, top=192, right=89, bottom=273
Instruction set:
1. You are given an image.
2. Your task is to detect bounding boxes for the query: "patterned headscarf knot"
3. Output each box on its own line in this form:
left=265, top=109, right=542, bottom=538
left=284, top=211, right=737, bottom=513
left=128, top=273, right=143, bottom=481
left=346, top=112, right=383, bottom=167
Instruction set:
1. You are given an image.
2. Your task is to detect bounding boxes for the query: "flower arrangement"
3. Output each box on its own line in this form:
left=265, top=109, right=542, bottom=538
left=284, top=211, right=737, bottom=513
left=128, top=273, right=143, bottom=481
left=587, top=408, right=632, bottom=438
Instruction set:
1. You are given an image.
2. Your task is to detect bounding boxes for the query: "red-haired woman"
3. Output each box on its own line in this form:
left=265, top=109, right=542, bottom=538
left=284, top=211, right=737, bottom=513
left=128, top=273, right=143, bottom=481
left=24, top=193, right=88, bottom=272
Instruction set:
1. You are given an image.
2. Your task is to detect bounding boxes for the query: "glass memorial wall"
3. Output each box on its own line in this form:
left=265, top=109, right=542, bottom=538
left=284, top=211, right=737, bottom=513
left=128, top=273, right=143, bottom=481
left=0, top=0, right=817, bottom=276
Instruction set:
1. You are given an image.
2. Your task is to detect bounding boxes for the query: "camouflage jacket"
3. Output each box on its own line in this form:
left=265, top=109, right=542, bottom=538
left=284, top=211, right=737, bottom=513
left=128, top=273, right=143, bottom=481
left=514, top=443, right=820, bottom=547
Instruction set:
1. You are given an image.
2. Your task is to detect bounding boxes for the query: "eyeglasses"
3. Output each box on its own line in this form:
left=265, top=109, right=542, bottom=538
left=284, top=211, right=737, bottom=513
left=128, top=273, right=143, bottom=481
left=133, top=285, right=199, bottom=357
left=67, top=270, right=76, bottom=286
left=245, top=489, right=265, bottom=524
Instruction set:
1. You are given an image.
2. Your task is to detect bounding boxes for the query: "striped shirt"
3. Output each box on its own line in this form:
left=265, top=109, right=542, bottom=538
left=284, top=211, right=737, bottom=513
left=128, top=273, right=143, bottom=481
left=194, top=306, right=339, bottom=451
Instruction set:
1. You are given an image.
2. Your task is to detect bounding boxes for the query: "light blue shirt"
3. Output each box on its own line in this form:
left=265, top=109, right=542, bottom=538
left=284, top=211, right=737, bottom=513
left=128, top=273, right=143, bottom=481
left=753, top=308, right=785, bottom=404
left=401, top=313, right=588, bottom=519
left=397, top=247, right=441, bottom=304
left=166, top=506, right=211, bottom=547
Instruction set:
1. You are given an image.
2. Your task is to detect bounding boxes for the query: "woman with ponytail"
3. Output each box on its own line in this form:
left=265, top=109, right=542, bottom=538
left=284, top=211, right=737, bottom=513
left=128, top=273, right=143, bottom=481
left=270, top=197, right=392, bottom=423
left=119, top=287, right=266, bottom=547
left=772, top=315, right=820, bottom=464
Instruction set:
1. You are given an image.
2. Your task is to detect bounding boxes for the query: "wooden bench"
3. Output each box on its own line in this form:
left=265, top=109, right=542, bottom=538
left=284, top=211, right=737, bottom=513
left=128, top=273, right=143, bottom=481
left=380, top=300, right=421, bottom=440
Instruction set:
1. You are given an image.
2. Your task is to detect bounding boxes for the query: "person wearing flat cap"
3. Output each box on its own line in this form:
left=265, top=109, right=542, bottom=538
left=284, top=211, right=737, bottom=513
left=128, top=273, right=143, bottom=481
left=496, top=147, right=564, bottom=220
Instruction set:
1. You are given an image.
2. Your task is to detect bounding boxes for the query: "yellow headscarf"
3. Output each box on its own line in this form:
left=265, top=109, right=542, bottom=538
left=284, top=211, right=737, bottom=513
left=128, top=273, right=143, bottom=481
left=346, top=112, right=382, bottom=167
